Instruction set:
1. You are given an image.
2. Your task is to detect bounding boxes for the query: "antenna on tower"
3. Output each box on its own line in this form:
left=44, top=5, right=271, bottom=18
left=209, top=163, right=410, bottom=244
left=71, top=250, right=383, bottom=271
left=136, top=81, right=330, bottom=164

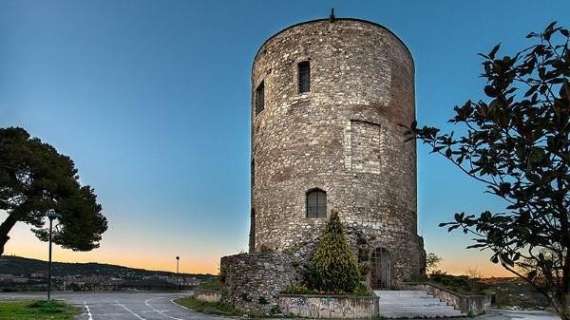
left=329, top=8, right=336, bottom=22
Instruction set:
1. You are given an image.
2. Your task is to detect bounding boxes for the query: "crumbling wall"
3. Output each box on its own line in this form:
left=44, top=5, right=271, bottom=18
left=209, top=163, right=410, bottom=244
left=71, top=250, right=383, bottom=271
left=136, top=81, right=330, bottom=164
left=220, top=251, right=302, bottom=315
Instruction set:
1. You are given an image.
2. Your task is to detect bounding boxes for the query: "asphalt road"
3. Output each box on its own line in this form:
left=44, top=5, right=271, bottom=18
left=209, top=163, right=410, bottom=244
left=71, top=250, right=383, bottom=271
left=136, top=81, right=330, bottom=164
left=0, top=291, right=229, bottom=320
left=0, top=291, right=561, bottom=320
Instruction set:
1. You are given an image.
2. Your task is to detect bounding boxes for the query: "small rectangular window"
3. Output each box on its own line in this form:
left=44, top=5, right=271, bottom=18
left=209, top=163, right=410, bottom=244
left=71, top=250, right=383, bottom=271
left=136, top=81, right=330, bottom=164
left=255, top=81, right=265, bottom=115
left=298, top=61, right=310, bottom=93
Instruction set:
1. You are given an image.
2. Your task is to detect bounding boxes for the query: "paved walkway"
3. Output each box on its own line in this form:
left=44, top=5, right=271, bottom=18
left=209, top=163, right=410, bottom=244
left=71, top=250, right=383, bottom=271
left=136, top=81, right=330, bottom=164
left=480, top=308, right=560, bottom=320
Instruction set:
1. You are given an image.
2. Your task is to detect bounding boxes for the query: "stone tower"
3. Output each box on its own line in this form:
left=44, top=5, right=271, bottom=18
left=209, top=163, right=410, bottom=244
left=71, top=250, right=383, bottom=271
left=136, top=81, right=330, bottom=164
left=249, top=17, right=424, bottom=287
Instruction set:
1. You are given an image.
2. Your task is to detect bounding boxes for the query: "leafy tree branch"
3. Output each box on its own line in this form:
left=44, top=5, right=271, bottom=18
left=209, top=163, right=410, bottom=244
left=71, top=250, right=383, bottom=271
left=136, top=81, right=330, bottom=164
left=410, top=22, right=569, bottom=319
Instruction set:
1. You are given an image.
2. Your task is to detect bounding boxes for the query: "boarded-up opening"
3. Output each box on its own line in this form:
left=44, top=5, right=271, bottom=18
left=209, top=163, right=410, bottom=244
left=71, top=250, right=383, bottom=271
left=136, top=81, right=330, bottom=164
left=350, top=120, right=381, bottom=174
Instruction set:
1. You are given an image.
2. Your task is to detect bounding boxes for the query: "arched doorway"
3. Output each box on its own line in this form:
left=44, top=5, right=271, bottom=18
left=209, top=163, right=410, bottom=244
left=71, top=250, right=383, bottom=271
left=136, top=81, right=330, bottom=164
left=370, top=247, right=392, bottom=289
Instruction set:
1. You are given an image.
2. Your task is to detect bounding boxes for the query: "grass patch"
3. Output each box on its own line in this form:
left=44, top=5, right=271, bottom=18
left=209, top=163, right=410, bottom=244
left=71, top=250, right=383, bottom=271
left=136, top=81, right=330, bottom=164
left=0, top=300, right=79, bottom=320
left=481, top=278, right=549, bottom=309
left=429, top=273, right=489, bottom=295
left=175, top=297, right=242, bottom=316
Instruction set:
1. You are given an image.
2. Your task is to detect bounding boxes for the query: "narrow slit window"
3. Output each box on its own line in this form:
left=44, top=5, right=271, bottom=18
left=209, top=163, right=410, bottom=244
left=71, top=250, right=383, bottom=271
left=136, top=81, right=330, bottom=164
left=255, top=81, right=265, bottom=115
left=298, top=61, right=310, bottom=93
left=251, top=158, right=255, bottom=187
left=306, top=188, right=326, bottom=218
left=249, top=208, right=256, bottom=252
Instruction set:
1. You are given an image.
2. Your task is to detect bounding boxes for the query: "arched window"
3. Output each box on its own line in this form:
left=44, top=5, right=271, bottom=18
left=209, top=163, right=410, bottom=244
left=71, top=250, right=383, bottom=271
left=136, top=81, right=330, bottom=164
left=306, top=188, right=327, bottom=218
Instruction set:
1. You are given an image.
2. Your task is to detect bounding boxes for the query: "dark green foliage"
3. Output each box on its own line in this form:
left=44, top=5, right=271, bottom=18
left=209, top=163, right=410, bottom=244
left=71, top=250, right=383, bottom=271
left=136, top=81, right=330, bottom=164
left=283, top=283, right=315, bottom=295
left=0, top=127, right=107, bottom=255
left=426, top=253, right=442, bottom=274
left=0, top=255, right=212, bottom=279
left=240, top=293, right=252, bottom=302
left=491, top=278, right=550, bottom=309
left=429, top=272, right=488, bottom=295
left=407, top=273, right=427, bottom=283
left=307, top=210, right=361, bottom=294
left=411, top=22, right=570, bottom=319
left=258, top=297, right=268, bottom=305
left=270, top=305, right=281, bottom=315
left=351, top=283, right=374, bottom=297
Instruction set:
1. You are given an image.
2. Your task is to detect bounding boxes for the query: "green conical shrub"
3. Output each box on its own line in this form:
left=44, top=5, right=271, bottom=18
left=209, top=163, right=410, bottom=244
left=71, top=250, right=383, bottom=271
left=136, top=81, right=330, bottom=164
left=308, top=210, right=361, bottom=293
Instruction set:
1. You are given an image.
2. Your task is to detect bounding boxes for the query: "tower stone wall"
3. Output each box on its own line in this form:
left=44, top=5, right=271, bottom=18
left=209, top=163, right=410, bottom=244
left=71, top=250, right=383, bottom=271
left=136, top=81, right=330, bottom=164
left=249, top=18, right=424, bottom=285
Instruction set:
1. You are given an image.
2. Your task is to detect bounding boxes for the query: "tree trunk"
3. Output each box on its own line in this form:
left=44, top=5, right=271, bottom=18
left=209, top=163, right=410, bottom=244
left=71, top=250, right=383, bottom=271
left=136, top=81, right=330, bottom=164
left=0, top=214, right=19, bottom=256
left=551, top=288, right=570, bottom=320
left=555, top=179, right=570, bottom=320
left=558, top=293, right=570, bottom=320
left=563, top=260, right=570, bottom=320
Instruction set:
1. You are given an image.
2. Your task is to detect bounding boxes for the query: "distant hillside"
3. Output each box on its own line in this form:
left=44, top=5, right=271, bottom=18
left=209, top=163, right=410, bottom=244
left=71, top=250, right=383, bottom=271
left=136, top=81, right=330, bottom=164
left=0, top=255, right=212, bottom=278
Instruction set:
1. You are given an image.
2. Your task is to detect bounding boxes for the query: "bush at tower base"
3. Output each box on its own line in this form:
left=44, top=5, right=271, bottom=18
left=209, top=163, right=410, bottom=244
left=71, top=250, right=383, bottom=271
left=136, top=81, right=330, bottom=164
left=307, top=210, right=361, bottom=294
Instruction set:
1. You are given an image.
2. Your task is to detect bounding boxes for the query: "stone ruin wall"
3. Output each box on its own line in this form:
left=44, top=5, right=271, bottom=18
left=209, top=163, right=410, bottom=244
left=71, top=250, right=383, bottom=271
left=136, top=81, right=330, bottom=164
left=220, top=252, right=302, bottom=315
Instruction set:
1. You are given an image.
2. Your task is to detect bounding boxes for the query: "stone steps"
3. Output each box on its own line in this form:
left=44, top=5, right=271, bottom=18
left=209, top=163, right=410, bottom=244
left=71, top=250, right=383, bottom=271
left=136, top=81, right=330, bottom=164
left=375, top=290, right=464, bottom=318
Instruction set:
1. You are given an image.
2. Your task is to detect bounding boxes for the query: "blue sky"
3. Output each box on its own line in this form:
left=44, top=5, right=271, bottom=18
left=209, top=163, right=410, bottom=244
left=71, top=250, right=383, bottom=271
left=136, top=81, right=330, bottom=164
left=1, top=0, right=569, bottom=275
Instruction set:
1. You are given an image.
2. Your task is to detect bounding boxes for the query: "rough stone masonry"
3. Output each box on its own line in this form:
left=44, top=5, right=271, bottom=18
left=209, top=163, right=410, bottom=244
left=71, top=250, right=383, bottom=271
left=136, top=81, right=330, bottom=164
left=221, top=17, right=426, bottom=313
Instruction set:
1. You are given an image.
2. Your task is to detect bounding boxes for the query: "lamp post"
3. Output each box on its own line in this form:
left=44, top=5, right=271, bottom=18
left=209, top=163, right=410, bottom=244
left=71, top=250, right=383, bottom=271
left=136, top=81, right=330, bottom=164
left=47, top=210, right=58, bottom=301
left=176, top=256, right=180, bottom=290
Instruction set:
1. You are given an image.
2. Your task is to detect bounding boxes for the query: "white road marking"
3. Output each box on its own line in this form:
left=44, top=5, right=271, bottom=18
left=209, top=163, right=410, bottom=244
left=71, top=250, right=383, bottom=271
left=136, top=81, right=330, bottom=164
left=145, top=297, right=185, bottom=320
left=83, top=301, right=93, bottom=320
left=115, top=300, right=147, bottom=320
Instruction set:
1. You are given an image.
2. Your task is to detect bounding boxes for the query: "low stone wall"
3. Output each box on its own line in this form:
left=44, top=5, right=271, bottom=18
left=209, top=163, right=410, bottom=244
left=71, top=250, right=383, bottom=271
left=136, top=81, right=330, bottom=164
left=193, top=288, right=221, bottom=303
left=279, top=294, right=380, bottom=319
left=405, top=282, right=491, bottom=315
left=220, top=251, right=302, bottom=315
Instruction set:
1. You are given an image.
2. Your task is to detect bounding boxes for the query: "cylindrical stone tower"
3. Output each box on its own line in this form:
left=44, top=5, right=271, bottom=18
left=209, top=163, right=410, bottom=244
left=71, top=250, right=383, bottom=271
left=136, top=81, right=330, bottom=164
left=249, top=17, right=425, bottom=287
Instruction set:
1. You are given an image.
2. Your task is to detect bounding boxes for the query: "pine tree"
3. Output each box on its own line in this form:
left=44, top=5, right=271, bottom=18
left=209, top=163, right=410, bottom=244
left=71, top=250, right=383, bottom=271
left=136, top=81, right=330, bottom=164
left=0, top=127, right=107, bottom=256
left=309, top=210, right=361, bottom=293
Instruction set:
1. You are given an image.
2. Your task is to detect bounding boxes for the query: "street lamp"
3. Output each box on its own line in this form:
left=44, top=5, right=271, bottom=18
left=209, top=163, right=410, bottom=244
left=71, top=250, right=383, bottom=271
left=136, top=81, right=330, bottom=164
left=46, top=210, right=58, bottom=301
left=176, top=256, right=180, bottom=290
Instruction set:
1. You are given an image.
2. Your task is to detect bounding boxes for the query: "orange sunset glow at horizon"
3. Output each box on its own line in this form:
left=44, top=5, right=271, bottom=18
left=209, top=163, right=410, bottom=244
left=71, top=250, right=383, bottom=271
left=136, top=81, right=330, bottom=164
left=3, top=221, right=513, bottom=278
